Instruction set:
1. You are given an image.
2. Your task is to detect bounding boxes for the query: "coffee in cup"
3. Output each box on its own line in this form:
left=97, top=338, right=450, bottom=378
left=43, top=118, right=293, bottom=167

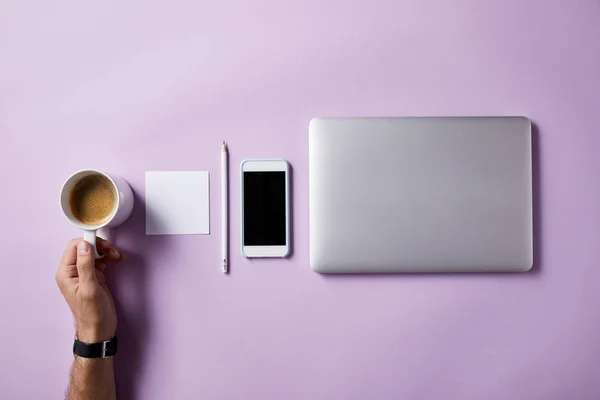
left=68, top=174, right=117, bottom=225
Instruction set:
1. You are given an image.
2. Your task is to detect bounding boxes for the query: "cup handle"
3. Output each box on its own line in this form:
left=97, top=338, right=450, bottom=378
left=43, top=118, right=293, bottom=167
left=83, top=230, right=103, bottom=259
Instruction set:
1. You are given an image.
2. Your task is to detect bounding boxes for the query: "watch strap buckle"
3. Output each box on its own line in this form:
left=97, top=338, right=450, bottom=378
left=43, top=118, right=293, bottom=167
left=101, top=340, right=108, bottom=358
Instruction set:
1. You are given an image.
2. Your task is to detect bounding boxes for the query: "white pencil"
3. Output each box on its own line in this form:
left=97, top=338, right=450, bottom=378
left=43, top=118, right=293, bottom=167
left=221, top=141, right=229, bottom=274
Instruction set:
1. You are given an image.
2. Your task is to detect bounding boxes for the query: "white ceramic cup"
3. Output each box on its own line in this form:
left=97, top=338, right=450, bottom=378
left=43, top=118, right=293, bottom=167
left=60, top=170, right=134, bottom=258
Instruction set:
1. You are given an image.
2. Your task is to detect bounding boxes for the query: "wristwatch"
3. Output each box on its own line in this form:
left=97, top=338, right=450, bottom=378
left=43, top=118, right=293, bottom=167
left=73, top=336, right=118, bottom=358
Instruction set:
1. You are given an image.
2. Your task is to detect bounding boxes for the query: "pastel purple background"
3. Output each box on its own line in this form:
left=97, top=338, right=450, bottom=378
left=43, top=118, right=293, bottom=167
left=1, top=1, right=600, bottom=399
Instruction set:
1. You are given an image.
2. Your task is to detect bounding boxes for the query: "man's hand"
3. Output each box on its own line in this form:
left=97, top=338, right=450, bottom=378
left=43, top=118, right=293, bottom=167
left=57, top=238, right=123, bottom=400
left=56, top=238, right=123, bottom=343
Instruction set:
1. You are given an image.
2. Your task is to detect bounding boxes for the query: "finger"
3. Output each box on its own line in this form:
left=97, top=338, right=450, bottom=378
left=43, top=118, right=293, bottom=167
left=76, top=241, right=97, bottom=283
left=95, top=262, right=107, bottom=273
left=97, top=239, right=122, bottom=261
left=57, top=263, right=78, bottom=282
left=60, top=237, right=115, bottom=267
left=102, top=247, right=123, bottom=262
left=60, top=238, right=83, bottom=267
left=97, top=238, right=115, bottom=251
left=96, top=270, right=106, bottom=285
left=56, top=239, right=81, bottom=283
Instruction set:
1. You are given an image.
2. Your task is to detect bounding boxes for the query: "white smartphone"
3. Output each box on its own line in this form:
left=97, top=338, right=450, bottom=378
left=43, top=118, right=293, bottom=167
left=241, top=159, right=290, bottom=258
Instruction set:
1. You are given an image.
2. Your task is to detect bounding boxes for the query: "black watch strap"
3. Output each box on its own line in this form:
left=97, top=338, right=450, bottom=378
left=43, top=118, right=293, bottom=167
left=73, top=336, right=118, bottom=358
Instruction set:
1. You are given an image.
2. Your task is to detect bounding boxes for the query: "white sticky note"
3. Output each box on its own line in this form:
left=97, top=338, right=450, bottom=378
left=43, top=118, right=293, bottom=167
left=145, top=171, right=210, bottom=235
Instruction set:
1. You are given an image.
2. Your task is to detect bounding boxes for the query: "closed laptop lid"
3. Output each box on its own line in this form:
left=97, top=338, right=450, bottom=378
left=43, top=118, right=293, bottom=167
left=309, top=117, right=533, bottom=273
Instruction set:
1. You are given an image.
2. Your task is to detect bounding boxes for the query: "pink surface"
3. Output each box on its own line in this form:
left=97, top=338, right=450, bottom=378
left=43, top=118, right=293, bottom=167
left=1, top=1, right=600, bottom=399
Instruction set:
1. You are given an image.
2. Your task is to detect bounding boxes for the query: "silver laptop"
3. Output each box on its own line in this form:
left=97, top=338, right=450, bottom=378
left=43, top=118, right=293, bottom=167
left=309, top=117, right=533, bottom=273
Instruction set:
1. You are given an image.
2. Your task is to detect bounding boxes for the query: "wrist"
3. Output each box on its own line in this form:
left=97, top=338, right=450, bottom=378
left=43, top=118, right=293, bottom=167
left=73, top=335, right=118, bottom=359
left=76, top=324, right=115, bottom=343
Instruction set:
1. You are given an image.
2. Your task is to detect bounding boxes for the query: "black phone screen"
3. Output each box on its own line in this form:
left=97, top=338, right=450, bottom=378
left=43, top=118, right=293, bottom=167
left=243, top=171, right=286, bottom=246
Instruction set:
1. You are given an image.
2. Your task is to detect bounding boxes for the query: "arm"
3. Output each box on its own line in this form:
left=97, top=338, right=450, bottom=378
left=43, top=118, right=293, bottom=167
left=69, top=357, right=116, bottom=400
left=56, top=239, right=124, bottom=400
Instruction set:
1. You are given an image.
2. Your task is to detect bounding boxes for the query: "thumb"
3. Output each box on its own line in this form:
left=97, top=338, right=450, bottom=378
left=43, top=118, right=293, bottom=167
left=76, top=241, right=97, bottom=283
